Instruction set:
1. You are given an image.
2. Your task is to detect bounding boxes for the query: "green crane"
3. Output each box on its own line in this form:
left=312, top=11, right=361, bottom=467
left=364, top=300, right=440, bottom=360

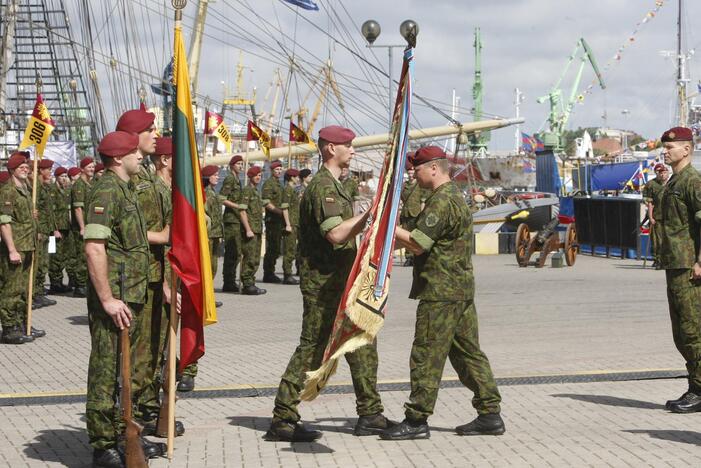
left=536, top=38, right=605, bottom=152
left=469, top=27, right=489, bottom=153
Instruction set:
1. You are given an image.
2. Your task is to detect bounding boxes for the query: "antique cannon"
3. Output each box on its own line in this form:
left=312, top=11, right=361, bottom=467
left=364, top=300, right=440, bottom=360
left=515, top=217, right=578, bottom=268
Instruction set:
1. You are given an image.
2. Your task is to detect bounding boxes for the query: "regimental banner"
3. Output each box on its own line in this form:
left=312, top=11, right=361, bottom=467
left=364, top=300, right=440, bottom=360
left=19, top=94, right=55, bottom=157
left=247, top=120, right=271, bottom=157
left=300, top=46, right=415, bottom=401
left=205, top=111, right=232, bottom=152
left=289, top=121, right=311, bottom=144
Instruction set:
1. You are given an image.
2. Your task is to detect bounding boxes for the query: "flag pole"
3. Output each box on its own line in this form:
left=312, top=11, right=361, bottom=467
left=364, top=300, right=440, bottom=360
left=287, top=139, right=292, bottom=169
left=167, top=269, right=179, bottom=459
left=202, top=105, right=208, bottom=165
left=26, top=155, right=39, bottom=336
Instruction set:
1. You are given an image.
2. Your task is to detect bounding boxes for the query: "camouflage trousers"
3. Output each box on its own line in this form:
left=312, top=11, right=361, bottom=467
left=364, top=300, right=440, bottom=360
left=263, top=220, right=282, bottom=275
left=404, top=300, right=501, bottom=422
left=48, top=230, right=71, bottom=285
left=281, top=226, right=297, bottom=276
left=273, top=289, right=383, bottom=423
left=34, top=235, right=49, bottom=295
left=666, top=269, right=701, bottom=393
left=650, top=222, right=662, bottom=263
left=240, top=233, right=262, bottom=287
left=222, top=223, right=242, bottom=288
left=132, top=283, right=165, bottom=420
left=71, top=230, right=87, bottom=287
left=209, top=238, right=221, bottom=279
left=0, top=250, right=33, bottom=329
left=85, top=288, right=144, bottom=450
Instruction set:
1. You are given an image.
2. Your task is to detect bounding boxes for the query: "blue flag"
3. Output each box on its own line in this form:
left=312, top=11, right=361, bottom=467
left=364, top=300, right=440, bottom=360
left=282, top=0, right=319, bottom=10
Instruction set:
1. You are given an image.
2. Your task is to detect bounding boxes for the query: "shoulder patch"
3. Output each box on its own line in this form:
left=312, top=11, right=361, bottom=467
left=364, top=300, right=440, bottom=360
left=325, top=197, right=335, bottom=203
left=424, top=212, right=439, bottom=228
left=93, top=206, right=105, bottom=214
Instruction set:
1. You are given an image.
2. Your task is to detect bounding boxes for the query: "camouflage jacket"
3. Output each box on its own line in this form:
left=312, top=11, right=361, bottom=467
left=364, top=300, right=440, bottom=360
left=261, top=176, right=283, bottom=223
left=342, top=177, right=359, bottom=198
left=400, top=180, right=427, bottom=230
left=205, top=186, right=224, bottom=239
left=658, top=164, right=701, bottom=269
left=84, top=170, right=149, bottom=304
left=220, top=172, right=242, bottom=225
left=409, top=181, right=474, bottom=302
left=239, top=184, right=263, bottom=234
left=0, top=181, right=37, bottom=252
left=36, top=182, right=55, bottom=235
left=642, top=178, right=665, bottom=220
left=298, top=165, right=356, bottom=294
left=70, top=176, right=92, bottom=230
left=49, top=183, right=71, bottom=231
left=132, top=167, right=166, bottom=283
left=154, top=174, right=173, bottom=281
left=281, top=182, right=300, bottom=227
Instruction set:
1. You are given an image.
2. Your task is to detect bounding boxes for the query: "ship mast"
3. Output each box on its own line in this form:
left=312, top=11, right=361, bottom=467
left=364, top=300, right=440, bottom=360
left=189, top=0, right=210, bottom=98
left=676, top=0, right=688, bottom=126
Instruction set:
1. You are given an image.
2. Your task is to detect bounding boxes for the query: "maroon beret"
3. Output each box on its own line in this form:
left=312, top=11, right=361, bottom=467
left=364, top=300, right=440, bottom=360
left=54, top=167, right=68, bottom=177
left=68, top=167, right=81, bottom=177
left=270, top=160, right=283, bottom=170
left=654, top=163, right=668, bottom=172
left=0, top=171, right=10, bottom=183
left=116, top=109, right=156, bottom=134
left=97, top=132, right=139, bottom=158
left=285, top=168, right=299, bottom=178
left=7, top=152, right=29, bottom=170
left=79, top=156, right=95, bottom=168
left=412, top=146, right=446, bottom=166
left=229, top=155, right=243, bottom=166
left=10, top=150, right=30, bottom=160
left=201, top=165, right=219, bottom=178
left=154, top=137, right=173, bottom=156
left=38, top=158, right=54, bottom=170
left=247, top=166, right=262, bottom=178
left=318, top=125, right=355, bottom=144
left=661, top=126, right=693, bottom=143
left=94, top=163, right=105, bottom=172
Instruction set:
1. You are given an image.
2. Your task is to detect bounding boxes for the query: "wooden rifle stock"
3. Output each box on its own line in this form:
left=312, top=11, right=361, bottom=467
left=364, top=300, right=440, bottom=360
left=119, top=263, right=148, bottom=467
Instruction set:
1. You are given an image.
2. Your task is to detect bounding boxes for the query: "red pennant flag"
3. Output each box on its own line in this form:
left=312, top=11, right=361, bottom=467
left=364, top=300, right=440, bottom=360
left=289, top=121, right=311, bottom=143
left=246, top=120, right=271, bottom=157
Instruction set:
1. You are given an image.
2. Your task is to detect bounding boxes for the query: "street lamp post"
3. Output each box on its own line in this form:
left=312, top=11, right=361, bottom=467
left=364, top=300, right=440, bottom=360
left=361, top=19, right=418, bottom=127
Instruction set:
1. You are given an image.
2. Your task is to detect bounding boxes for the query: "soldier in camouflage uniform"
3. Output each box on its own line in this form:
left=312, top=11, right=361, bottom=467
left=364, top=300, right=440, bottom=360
left=643, top=163, right=669, bottom=268
left=84, top=131, right=159, bottom=467
left=655, top=127, right=701, bottom=414
left=265, top=125, right=391, bottom=443
left=65, top=167, right=81, bottom=288
left=382, top=146, right=504, bottom=440
left=238, top=166, right=267, bottom=295
left=220, top=155, right=245, bottom=292
left=32, top=158, right=58, bottom=308
left=202, top=165, right=224, bottom=279
left=280, top=168, right=300, bottom=285
left=48, top=167, right=73, bottom=293
left=261, top=160, right=285, bottom=283
left=0, top=153, right=43, bottom=344
left=399, top=156, right=427, bottom=267
left=71, top=156, right=95, bottom=297
left=340, top=166, right=360, bottom=199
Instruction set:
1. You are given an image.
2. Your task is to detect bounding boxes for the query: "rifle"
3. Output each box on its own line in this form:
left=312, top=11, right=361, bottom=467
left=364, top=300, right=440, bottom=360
left=118, top=263, right=148, bottom=467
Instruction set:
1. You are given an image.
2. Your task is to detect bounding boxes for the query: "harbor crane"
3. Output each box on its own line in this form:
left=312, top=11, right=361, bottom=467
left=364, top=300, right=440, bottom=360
left=536, top=38, right=605, bottom=152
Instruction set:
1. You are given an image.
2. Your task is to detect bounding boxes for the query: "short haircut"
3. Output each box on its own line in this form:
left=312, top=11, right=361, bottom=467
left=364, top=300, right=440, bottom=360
left=436, top=159, right=450, bottom=173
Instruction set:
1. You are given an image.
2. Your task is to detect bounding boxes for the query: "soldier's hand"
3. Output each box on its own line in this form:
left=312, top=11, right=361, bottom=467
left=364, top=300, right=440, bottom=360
left=79, top=227, right=85, bottom=237
left=246, top=230, right=255, bottom=239
left=32, top=209, right=38, bottom=219
left=9, top=250, right=21, bottom=264
left=102, top=298, right=132, bottom=329
left=285, top=224, right=293, bottom=233
left=693, top=262, right=701, bottom=280
left=54, top=230, right=62, bottom=239
left=650, top=218, right=656, bottom=226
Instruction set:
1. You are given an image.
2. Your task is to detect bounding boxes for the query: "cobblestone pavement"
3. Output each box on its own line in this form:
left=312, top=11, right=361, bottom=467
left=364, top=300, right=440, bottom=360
left=3, top=254, right=701, bottom=466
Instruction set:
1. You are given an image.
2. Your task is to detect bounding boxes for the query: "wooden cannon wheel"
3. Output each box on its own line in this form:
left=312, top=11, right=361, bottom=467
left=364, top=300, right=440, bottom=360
left=515, top=223, right=530, bottom=267
left=564, top=223, right=578, bottom=266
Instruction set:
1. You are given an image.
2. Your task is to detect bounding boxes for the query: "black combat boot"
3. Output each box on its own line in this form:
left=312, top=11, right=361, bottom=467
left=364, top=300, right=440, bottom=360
left=30, top=326, right=46, bottom=338
left=1, top=326, right=34, bottom=345
left=669, top=393, right=701, bottom=413
left=379, top=418, right=429, bottom=440
left=354, top=413, right=396, bottom=436
left=666, top=390, right=693, bottom=410
left=141, top=411, right=186, bottom=437
left=241, top=285, right=267, bottom=295
left=222, top=283, right=240, bottom=293
left=262, top=273, right=282, bottom=284
left=73, top=286, right=87, bottom=298
left=92, top=448, right=124, bottom=468
left=263, top=419, right=322, bottom=442
left=177, top=374, right=195, bottom=392
left=282, top=274, right=299, bottom=285
left=48, top=282, right=71, bottom=294
left=455, top=413, right=505, bottom=436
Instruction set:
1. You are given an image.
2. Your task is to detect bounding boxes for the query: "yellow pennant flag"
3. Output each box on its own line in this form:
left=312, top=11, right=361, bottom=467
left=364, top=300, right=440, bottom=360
left=204, top=111, right=232, bottom=152
left=19, top=94, right=55, bottom=157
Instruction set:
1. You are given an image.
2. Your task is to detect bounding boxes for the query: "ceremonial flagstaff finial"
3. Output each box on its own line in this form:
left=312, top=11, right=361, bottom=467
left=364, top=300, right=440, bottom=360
left=400, top=20, right=418, bottom=47
left=172, top=0, right=186, bottom=20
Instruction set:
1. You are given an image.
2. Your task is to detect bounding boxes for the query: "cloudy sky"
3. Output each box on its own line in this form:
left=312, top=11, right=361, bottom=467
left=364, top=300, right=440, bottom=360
left=62, top=0, right=701, bottom=151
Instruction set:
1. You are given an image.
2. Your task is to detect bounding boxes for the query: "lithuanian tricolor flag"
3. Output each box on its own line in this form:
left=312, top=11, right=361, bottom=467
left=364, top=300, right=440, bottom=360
left=169, top=20, right=217, bottom=372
